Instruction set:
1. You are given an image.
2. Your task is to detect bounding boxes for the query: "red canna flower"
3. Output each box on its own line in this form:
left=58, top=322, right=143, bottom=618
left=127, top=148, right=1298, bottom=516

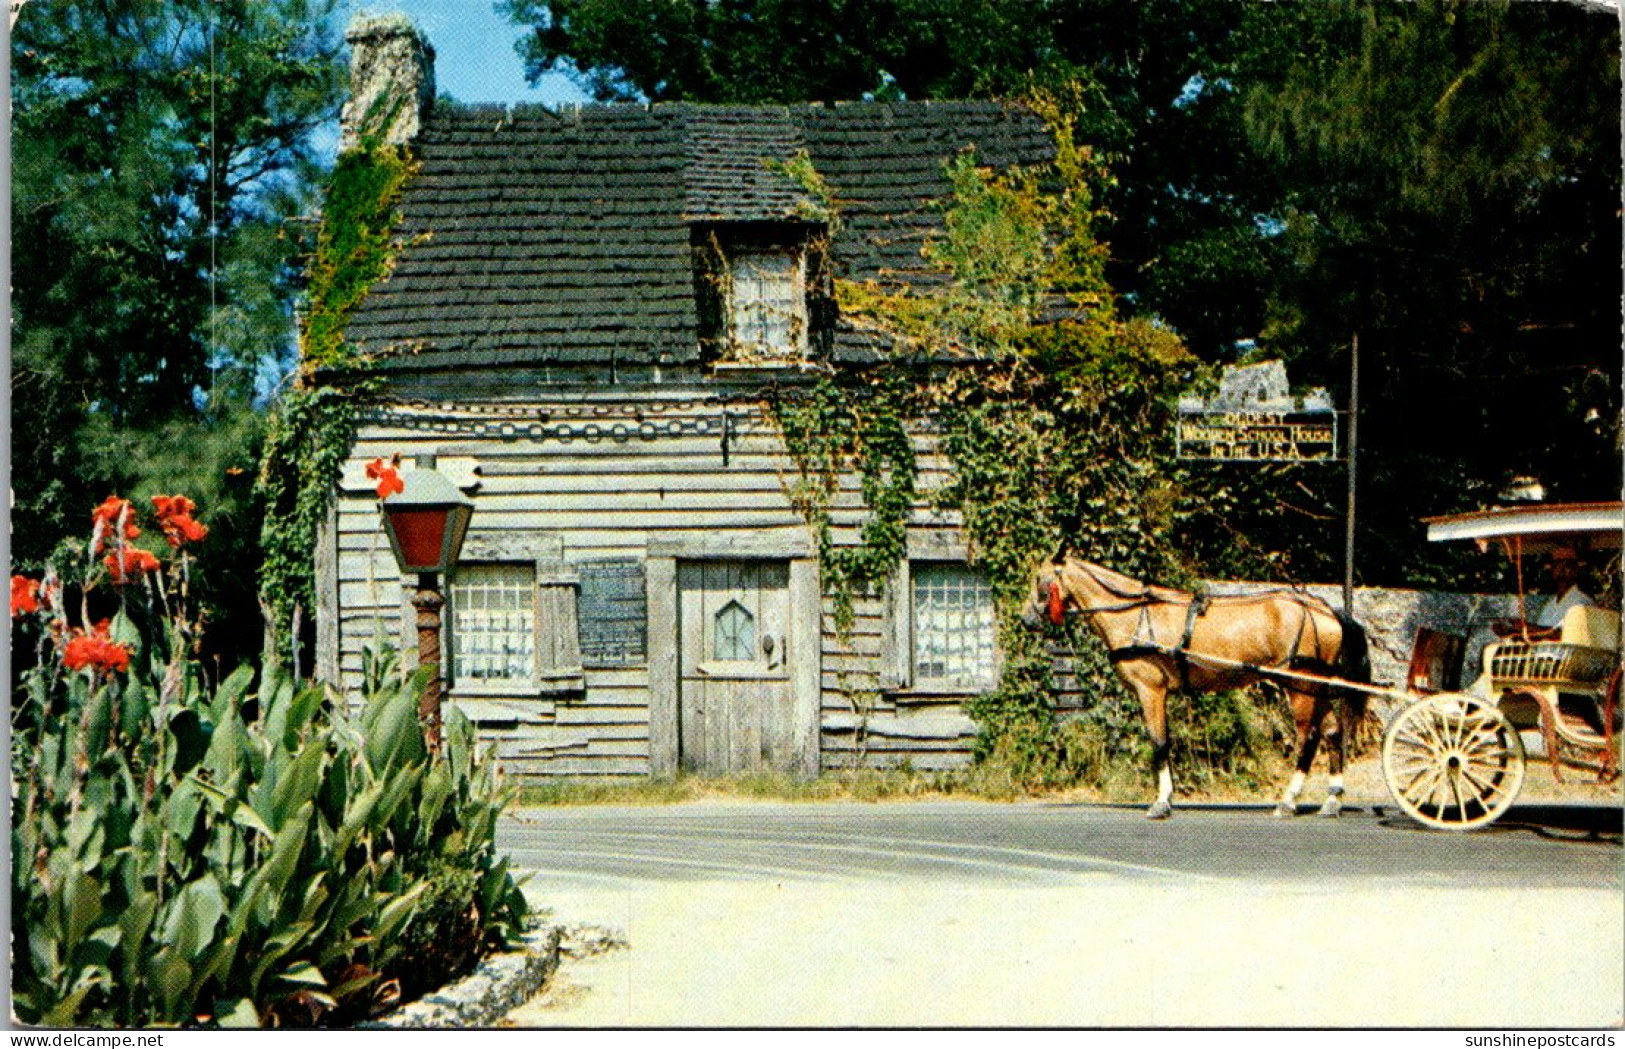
left=62, top=620, right=130, bottom=676
left=151, top=494, right=208, bottom=548
left=104, top=547, right=162, bottom=584
left=90, top=496, right=141, bottom=554
left=365, top=457, right=405, bottom=500
left=10, top=575, right=40, bottom=617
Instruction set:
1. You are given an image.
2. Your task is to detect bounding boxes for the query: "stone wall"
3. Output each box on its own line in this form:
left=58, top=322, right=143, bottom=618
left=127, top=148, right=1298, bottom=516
left=1211, top=582, right=1519, bottom=718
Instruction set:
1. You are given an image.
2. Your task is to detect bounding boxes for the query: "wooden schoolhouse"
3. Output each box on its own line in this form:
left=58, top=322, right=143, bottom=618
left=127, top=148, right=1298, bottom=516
left=317, top=16, right=1058, bottom=778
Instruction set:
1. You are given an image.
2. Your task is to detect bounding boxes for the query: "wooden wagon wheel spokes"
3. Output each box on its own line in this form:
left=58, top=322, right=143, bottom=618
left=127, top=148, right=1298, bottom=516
left=1381, top=692, right=1526, bottom=831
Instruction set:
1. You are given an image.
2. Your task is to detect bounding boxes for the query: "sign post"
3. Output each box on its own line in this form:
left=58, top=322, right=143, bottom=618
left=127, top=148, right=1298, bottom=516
left=1176, top=361, right=1338, bottom=463
left=1177, top=357, right=1357, bottom=614
left=1343, top=334, right=1359, bottom=614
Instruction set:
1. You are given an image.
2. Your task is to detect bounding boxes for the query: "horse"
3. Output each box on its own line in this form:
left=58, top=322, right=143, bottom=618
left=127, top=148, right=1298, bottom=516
left=1022, top=552, right=1372, bottom=820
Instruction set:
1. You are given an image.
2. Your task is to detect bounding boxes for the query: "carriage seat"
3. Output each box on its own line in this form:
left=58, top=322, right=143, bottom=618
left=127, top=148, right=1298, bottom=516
left=1481, top=604, right=1619, bottom=693
left=1557, top=604, right=1619, bottom=650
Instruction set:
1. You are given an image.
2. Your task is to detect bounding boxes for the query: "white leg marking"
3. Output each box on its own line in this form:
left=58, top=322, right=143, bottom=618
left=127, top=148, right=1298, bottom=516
left=1157, top=767, right=1174, bottom=804
left=1275, top=770, right=1306, bottom=818
left=1317, top=774, right=1346, bottom=817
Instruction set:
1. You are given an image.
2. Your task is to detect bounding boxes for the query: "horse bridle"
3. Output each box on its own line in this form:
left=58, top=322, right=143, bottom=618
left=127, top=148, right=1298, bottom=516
left=1045, top=563, right=1161, bottom=624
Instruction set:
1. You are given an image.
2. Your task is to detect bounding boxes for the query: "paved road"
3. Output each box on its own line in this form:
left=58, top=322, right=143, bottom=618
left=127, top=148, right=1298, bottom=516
left=501, top=799, right=1621, bottom=891
left=500, top=801, right=1624, bottom=1027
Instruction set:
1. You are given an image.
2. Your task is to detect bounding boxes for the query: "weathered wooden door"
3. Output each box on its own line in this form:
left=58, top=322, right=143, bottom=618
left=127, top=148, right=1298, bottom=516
left=677, top=560, right=796, bottom=773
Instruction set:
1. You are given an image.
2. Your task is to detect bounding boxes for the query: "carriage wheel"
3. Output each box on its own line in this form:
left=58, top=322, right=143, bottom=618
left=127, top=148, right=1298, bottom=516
left=1382, top=692, right=1526, bottom=831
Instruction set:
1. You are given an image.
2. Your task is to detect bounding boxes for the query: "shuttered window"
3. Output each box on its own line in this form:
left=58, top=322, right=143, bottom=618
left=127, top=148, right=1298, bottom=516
left=449, top=560, right=583, bottom=694
left=450, top=564, right=535, bottom=684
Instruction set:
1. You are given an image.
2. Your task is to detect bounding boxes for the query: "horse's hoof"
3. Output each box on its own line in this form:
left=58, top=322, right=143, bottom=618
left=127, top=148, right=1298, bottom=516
left=1272, top=802, right=1297, bottom=819
left=1316, top=797, right=1342, bottom=818
left=1146, top=801, right=1173, bottom=820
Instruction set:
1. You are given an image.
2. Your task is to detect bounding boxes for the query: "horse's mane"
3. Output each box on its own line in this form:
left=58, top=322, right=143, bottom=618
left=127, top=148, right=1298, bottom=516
left=1062, top=555, right=1333, bottom=612
left=1063, top=556, right=1191, bottom=603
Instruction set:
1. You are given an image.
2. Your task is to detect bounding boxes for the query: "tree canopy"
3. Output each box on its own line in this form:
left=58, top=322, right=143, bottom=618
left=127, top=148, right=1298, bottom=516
left=505, top=0, right=1622, bottom=588
left=11, top=0, right=345, bottom=660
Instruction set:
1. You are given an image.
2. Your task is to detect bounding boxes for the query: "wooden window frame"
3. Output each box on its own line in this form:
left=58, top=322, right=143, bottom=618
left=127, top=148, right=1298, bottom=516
left=724, top=246, right=807, bottom=361
left=883, top=557, right=999, bottom=696
left=692, top=222, right=829, bottom=369
left=447, top=534, right=583, bottom=697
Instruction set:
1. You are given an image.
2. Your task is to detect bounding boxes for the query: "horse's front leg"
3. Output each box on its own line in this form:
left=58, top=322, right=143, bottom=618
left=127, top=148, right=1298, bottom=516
left=1275, top=691, right=1326, bottom=818
left=1126, top=673, right=1175, bottom=819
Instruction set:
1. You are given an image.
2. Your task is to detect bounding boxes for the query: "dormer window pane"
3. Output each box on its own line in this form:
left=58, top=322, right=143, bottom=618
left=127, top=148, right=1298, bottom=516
left=730, top=250, right=803, bottom=357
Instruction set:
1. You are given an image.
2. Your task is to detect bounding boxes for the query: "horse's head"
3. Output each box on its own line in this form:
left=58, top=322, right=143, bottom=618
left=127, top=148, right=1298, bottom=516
left=1020, top=559, right=1071, bottom=629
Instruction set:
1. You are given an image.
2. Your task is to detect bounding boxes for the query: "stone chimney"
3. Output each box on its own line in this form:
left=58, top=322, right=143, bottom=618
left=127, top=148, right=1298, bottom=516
left=339, top=14, right=436, bottom=151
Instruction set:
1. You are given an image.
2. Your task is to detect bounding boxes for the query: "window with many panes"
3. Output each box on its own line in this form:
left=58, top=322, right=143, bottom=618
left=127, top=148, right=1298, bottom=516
left=728, top=248, right=804, bottom=358
left=449, top=563, right=537, bottom=685
left=910, top=563, right=996, bottom=690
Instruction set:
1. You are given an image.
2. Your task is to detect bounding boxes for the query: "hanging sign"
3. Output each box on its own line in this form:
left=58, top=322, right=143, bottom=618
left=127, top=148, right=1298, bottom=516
left=1176, top=360, right=1338, bottom=462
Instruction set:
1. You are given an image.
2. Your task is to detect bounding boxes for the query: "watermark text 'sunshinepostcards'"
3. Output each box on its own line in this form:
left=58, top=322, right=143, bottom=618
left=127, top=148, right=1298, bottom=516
left=1467, top=1037, right=1616, bottom=1048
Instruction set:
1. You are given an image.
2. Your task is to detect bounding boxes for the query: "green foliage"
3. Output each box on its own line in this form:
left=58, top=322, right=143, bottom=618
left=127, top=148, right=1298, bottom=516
left=771, top=372, right=916, bottom=635
left=508, top=0, right=1621, bottom=592
left=300, top=146, right=419, bottom=369
left=10, top=0, right=345, bottom=666
left=770, top=109, right=1284, bottom=791
left=256, top=387, right=360, bottom=659
left=767, top=149, right=841, bottom=230
left=10, top=514, right=528, bottom=1027
left=257, top=144, right=416, bottom=655
left=1237, top=0, right=1622, bottom=586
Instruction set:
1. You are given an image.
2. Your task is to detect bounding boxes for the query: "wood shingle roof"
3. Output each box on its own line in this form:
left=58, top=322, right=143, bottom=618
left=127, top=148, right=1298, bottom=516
left=343, top=101, right=1054, bottom=371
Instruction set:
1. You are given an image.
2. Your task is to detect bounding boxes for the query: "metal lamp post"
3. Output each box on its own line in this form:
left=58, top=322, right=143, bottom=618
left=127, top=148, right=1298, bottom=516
left=380, top=456, right=474, bottom=750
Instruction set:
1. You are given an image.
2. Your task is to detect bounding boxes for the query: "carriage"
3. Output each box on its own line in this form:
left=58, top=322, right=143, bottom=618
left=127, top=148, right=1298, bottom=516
left=1029, top=500, right=1621, bottom=829
left=1381, top=500, right=1623, bottom=830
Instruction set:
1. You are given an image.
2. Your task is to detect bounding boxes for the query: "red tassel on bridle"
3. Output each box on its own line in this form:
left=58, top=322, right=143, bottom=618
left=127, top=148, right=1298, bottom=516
left=1047, top=579, right=1066, bottom=625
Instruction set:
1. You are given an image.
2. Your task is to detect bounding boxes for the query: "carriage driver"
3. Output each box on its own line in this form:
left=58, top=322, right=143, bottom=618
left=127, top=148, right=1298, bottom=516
left=1489, top=543, right=1596, bottom=641
left=1531, top=544, right=1596, bottom=630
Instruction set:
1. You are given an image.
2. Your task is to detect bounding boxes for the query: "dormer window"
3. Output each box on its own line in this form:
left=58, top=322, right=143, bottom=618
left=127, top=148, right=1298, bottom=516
left=693, top=223, right=826, bottom=367
left=729, top=248, right=805, bottom=358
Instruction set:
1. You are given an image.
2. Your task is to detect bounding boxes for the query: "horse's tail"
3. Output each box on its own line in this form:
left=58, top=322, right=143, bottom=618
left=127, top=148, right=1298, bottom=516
left=1333, top=611, right=1373, bottom=737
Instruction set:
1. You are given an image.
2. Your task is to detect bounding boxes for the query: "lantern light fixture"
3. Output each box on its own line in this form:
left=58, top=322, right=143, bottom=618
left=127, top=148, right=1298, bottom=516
left=381, top=455, right=475, bottom=578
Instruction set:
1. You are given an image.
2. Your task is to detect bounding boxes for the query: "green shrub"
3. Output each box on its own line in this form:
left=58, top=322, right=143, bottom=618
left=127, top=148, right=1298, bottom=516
left=10, top=496, right=527, bottom=1027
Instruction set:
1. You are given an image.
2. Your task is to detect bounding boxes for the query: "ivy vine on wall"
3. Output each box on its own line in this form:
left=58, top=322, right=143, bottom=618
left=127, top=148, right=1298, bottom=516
left=771, top=93, right=1292, bottom=787
left=255, top=143, right=417, bottom=659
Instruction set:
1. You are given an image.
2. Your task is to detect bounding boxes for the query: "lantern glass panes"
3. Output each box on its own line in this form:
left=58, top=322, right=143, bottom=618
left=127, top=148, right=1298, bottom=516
left=912, top=563, right=995, bottom=689
left=450, top=564, right=536, bottom=684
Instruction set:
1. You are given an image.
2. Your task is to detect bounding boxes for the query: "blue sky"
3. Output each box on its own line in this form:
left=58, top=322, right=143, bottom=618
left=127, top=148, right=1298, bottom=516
left=339, top=0, right=588, bottom=104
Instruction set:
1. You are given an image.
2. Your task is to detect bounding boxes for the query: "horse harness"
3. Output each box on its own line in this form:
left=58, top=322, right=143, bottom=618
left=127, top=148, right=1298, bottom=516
left=1052, top=565, right=1336, bottom=691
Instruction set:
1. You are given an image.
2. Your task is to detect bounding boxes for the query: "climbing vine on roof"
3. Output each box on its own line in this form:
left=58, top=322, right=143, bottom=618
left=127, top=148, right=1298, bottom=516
left=255, top=143, right=416, bottom=659
left=773, top=91, right=1289, bottom=788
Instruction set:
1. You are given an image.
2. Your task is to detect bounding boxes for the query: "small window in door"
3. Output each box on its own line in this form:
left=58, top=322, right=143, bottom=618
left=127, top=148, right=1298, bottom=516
left=912, top=563, right=996, bottom=690
left=713, top=599, right=757, bottom=661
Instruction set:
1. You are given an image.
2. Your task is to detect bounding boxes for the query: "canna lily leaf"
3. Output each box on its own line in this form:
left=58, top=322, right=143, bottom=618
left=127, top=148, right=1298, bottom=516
left=187, top=776, right=274, bottom=839
left=268, top=743, right=327, bottom=830
left=212, top=997, right=262, bottom=1028
left=160, top=874, right=226, bottom=960
left=168, top=708, right=210, bottom=777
